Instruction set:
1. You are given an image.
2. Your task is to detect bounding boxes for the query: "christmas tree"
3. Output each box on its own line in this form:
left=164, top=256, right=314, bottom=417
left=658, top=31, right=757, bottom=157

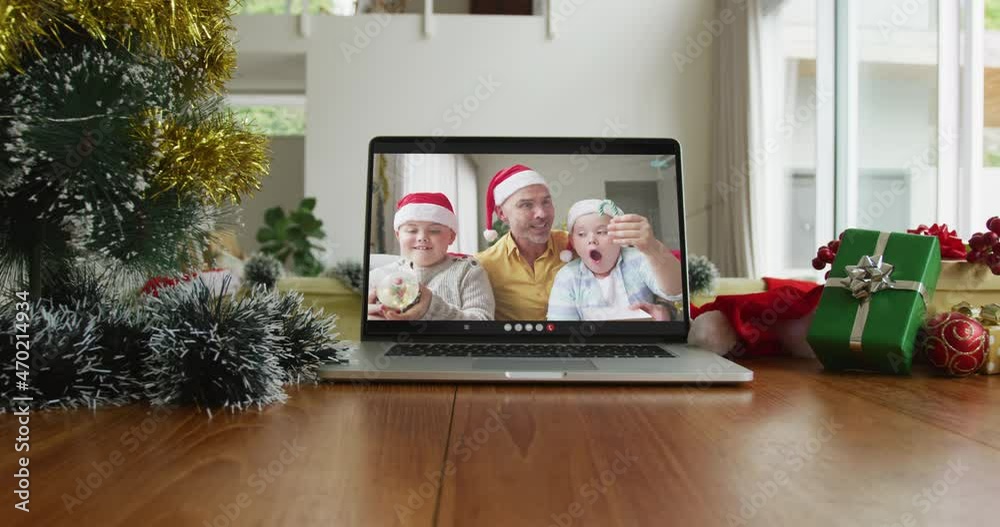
left=0, top=0, right=267, bottom=298
left=0, top=2, right=343, bottom=411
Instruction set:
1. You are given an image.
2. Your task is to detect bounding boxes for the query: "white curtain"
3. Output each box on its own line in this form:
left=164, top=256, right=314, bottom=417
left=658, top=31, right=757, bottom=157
left=710, top=0, right=756, bottom=277
left=748, top=0, right=790, bottom=276
left=709, top=0, right=787, bottom=277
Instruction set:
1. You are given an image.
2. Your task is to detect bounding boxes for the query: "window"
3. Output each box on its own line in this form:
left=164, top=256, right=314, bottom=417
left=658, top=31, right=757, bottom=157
left=983, top=0, right=1000, bottom=226
left=234, top=0, right=334, bottom=15
left=854, top=1, right=939, bottom=232
left=778, top=0, right=821, bottom=274
left=233, top=0, right=544, bottom=16
left=229, top=96, right=307, bottom=136
left=758, top=0, right=993, bottom=277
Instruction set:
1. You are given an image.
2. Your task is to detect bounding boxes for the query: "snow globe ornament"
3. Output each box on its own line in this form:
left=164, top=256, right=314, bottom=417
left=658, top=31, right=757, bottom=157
left=375, top=270, right=420, bottom=311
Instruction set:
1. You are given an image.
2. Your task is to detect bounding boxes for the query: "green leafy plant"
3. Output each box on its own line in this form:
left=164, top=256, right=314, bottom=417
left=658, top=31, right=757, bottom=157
left=257, top=198, right=325, bottom=276
left=487, top=219, right=510, bottom=247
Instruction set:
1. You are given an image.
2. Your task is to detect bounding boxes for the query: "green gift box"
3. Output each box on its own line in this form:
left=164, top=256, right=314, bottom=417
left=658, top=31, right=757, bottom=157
left=807, top=229, right=942, bottom=374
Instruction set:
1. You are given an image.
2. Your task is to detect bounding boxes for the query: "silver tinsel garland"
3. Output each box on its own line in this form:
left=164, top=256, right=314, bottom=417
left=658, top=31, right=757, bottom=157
left=1, top=277, right=343, bottom=413
left=688, top=254, right=720, bottom=296
left=243, top=252, right=283, bottom=290
left=271, top=290, right=341, bottom=384
left=0, top=300, right=143, bottom=410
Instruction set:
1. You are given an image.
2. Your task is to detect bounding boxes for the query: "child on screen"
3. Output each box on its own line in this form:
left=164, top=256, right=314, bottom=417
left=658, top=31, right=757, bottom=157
left=546, top=199, right=682, bottom=321
left=367, top=192, right=495, bottom=321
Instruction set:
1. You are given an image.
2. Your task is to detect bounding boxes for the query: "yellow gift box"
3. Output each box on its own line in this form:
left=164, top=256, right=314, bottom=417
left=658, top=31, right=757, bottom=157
left=929, top=262, right=1000, bottom=315
left=983, top=327, right=1000, bottom=375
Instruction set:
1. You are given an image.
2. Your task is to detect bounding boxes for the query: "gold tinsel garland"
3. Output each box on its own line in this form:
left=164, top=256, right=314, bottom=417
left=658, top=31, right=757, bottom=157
left=0, top=0, right=236, bottom=93
left=134, top=109, right=269, bottom=206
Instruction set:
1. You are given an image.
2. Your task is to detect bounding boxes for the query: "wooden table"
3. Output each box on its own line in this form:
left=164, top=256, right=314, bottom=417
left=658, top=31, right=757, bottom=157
left=4, top=358, right=1000, bottom=526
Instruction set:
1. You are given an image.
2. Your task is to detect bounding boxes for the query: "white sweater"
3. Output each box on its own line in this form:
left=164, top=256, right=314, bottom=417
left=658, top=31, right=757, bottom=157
left=370, top=255, right=495, bottom=320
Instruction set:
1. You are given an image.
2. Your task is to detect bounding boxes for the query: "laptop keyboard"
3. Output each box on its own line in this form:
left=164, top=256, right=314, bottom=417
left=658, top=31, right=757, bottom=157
left=386, top=343, right=675, bottom=358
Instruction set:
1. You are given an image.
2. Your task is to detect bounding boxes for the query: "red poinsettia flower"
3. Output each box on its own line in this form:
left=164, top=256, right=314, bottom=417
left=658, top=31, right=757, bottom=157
left=906, top=224, right=967, bottom=259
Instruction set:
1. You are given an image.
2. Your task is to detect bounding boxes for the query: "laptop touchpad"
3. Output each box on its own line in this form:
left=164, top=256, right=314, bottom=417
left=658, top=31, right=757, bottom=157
left=471, top=359, right=597, bottom=371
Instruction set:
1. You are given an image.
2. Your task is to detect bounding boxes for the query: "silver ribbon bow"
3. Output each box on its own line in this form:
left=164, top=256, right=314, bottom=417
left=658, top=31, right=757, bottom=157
left=842, top=255, right=895, bottom=300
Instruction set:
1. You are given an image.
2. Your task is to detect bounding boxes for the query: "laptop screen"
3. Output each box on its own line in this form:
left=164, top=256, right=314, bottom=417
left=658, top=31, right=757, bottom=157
left=364, top=138, right=689, bottom=342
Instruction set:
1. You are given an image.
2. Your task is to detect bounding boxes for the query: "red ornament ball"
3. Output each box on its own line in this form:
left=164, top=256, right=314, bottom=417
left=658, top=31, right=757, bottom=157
left=922, top=312, right=987, bottom=376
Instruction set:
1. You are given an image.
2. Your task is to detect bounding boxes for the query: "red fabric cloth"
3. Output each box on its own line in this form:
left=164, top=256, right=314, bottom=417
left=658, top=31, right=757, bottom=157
left=762, top=277, right=820, bottom=294
left=140, top=268, right=224, bottom=297
left=693, top=278, right=823, bottom=358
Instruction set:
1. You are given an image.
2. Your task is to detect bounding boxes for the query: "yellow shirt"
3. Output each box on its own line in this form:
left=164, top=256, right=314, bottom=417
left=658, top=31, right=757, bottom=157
left=476, top=230, right=569, bottom=321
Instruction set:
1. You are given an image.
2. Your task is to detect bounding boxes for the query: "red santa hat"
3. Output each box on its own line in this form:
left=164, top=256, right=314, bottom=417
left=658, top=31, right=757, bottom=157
left=559, top=198, right=625, bottom=262
left=482, top=164, right=549, bottom=242
left=393, top=192, right=458, bottom=232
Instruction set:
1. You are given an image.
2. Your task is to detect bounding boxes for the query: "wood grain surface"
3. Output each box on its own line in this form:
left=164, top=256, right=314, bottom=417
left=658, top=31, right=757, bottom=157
left=3, top=359, right=999, bottom=527
left=435, top=359, right=1000, bottom=527
left=2, top=384, right=457, bottom=527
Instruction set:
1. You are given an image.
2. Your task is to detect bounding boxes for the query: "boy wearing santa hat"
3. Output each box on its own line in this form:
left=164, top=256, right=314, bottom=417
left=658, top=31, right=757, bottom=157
left=368, top=192, right=495, bottom=321
left=546, top=198, right=683, bottom=321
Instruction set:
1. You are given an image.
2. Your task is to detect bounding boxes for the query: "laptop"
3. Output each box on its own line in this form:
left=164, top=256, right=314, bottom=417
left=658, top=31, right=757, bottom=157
left=319, top=137, right=753, bottom=383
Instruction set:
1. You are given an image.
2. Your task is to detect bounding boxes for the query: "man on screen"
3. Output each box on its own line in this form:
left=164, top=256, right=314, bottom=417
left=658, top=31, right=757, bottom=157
left=476, top=165, right=681, bottom=321
left=476, top=164, right=566, bottom=321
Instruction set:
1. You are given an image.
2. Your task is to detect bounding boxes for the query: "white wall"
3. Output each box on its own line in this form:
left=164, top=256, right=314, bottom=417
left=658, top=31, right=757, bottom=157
left=236, top=136, right=306, bottom=255
left=304, top=0, right=715, bottom=262
left=229, top=53, right=306, bottom=93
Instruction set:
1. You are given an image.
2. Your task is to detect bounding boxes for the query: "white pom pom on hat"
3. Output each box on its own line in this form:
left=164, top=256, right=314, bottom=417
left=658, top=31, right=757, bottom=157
left=483, top=229, right=498, bottom=242
left=559, top=249, right=574, bottom=263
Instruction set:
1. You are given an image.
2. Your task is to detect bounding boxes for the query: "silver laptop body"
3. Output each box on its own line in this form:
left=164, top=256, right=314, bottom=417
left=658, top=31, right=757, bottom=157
left=319, top=137, right=753, bottom=384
